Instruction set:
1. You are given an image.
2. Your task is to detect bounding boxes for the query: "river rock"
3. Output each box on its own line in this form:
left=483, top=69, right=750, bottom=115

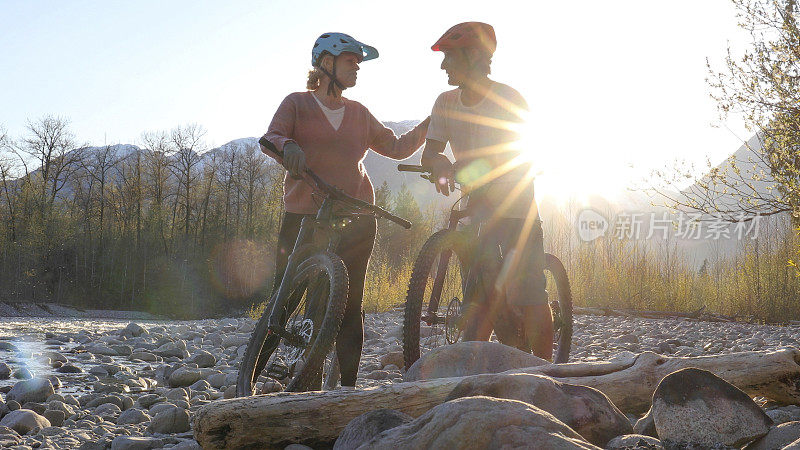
left=122, top=323, right=148, bottom=338
left=0, top=409, right=50, bottom=435
left=445, top=373, right=631, bottom=446
left=111, top=436, right=163, bottom=450
left=0, top=426, right=19, bottom=446
left=634, top=408, right=657, bottom=437
left=147, top=406, right=190, bottom=434
left=86, top=344, right=119, bottom=356
left=188, top=350, right=216, bottom=368
left=21, top=402, right=45, bottom=415
left=652, top=368, right=772, bottom=447
left=129, top=351, right=158, bottom=362
left=359, top=396, right=599, bottom=449
left=12, top=368, right=33, bottom=379
left=155, top=343, right=188, bottom=359
left=117, top=408, right=151, bottom=425
left=0, top=342, right=18, bottom=352
left=221, top=335, right=248, bottom=348
left=378, top=351, right=405, bottom=370
left=404, top=341, right=548, bottom=381
left=169, top=368, right=203, bottom=387
left=334, top=409, right=413, bottom=450
left=606, top=434, right=664, bottom=449
left=42, top=409, right=65, bottom=427
left=137, top=394, right=166, bottom=409
left=6, top=378, right=55, bottom=404
left=56, top=364, right=83, bottom=374
left=0, top=362, right=9, bottom=379
left=42, top=351, right=68, bottom=363
left=172, top=439, right=202, bottom=450
left=743, top=421, right=800, bottom=450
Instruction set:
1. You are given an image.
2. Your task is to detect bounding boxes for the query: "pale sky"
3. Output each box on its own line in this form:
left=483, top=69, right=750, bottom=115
left=0, top=0, right=752, bottom=197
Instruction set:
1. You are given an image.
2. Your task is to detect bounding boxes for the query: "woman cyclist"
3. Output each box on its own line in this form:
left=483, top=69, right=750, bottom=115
left=260, top=32, right=429, bottom=388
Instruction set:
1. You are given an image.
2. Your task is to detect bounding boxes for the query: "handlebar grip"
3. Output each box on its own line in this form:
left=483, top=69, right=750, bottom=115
left=397, top=164, right=427, bottom=173
left=391, top=216, right=412, bottom=229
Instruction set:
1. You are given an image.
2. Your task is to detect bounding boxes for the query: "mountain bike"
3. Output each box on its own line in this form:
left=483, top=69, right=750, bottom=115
left=236, top=139, right=412, bottom=395
left=398, top=164, right=573, bottom=368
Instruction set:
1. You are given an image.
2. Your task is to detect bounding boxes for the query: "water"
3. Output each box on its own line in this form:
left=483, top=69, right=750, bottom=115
left=0, top=317, right=168, bottom=396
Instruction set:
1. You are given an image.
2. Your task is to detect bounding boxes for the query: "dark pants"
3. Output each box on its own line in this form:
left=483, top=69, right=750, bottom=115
left=273, top=212, right=376, bottom=387
left=462, top=215, right=548, bottom=343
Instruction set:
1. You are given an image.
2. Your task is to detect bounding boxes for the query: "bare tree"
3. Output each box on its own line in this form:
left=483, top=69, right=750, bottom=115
left=18, top=116, right=80, bottom=217
left=141, top=131, right=173, bottom=255
left=169, top=124, right=205, bottom=240
left=650, top=0, right=800, bottom=223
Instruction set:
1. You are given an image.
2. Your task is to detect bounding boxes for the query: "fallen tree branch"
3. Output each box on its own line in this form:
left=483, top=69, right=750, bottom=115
left=194, top=348, right=800, bottom=449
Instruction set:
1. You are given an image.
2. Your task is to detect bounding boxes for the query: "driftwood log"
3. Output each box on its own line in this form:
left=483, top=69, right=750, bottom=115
left=194, top=348, right=800, bottom=449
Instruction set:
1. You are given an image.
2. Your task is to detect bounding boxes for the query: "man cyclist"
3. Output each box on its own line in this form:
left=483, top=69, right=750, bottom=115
left=420, top=22, right=553, bottom=360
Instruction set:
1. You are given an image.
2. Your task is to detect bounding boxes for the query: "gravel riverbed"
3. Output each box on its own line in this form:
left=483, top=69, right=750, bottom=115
left=0, top=311, right=799, bottom=449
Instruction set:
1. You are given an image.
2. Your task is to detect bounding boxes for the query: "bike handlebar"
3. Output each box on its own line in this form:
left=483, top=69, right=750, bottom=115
left=397, top=164, right=428, bottom=173
left=260, top=137, right=412, bottom=229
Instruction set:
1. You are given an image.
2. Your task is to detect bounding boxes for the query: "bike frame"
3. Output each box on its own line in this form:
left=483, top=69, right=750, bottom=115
left=423, top=207, right=470, bottom=325
left=265, top=197, right=343, bottom=334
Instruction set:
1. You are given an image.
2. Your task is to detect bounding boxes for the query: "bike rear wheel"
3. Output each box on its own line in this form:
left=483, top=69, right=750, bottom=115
left=403, top=229, right=472, bottom=370
left=545, top=253, right=573, bottom=363
left=236, top=252, right=348, bottom=395
left=493, top=253, right=573, bottom=363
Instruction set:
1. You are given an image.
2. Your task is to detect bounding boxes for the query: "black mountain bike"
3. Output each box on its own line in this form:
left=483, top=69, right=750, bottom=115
left=236, top=139, right=411, bottom=395
left=398, top=164, right=573, bottom=368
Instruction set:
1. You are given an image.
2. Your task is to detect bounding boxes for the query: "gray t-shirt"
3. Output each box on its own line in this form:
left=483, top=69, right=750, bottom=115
left=427, top=81, right=535, bottom=219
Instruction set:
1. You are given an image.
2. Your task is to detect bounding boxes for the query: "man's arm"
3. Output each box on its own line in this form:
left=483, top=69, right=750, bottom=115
left=420, top=139, right=455, bottom=196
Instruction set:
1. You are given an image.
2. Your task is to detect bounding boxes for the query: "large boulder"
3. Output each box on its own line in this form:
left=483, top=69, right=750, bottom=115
left=357, top=396, right=599, bottom=449
left=6, top=378, right=55, bottom=404
left=334, top=409, right=413, bottom=450
left=0, top=409, right=50, bottom=435
left=652, top=368, right=772, bottom=447
left=743, top=421, right=800, bottom=450
left=445, top=373, right=631, bottom=447
left=404, top=341, right=547, bottom=382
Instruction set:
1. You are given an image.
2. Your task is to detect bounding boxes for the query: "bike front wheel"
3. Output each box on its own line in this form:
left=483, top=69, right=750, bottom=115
left=236, top=251, right=348, bottom=395
left=402, top=229, right=472, bottom=370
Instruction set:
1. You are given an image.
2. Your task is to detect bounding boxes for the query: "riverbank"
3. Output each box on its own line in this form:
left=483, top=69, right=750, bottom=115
left=1, top=312, right=800, bottom=448
left=0, top=302, right=163, bottom=320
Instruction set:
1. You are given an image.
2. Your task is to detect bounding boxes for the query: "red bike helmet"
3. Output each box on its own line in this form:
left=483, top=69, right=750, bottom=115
left=431, top=22, right=497, bottom=55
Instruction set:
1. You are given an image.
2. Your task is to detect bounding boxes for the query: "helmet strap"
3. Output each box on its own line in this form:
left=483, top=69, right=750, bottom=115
left=319, top=62, right=344, bottom=97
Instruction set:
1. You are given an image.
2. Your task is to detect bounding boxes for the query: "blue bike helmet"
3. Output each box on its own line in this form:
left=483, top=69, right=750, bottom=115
left=311, top=32, right=379, bottom=67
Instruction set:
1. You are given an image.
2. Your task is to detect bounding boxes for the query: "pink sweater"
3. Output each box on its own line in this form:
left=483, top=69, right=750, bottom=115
left=262, top=91, right=428, bottom=214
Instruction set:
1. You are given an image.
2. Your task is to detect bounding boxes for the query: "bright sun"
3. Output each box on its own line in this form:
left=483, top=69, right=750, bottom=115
left=513, top=118, right=631, bottom=206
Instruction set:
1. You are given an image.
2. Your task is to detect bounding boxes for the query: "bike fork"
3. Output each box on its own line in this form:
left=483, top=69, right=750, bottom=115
left=424, top=249, right=452, bottom=325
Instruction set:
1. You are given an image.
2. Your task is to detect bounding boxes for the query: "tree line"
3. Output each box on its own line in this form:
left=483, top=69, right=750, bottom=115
left=0, top=117, right=430, bottom=317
